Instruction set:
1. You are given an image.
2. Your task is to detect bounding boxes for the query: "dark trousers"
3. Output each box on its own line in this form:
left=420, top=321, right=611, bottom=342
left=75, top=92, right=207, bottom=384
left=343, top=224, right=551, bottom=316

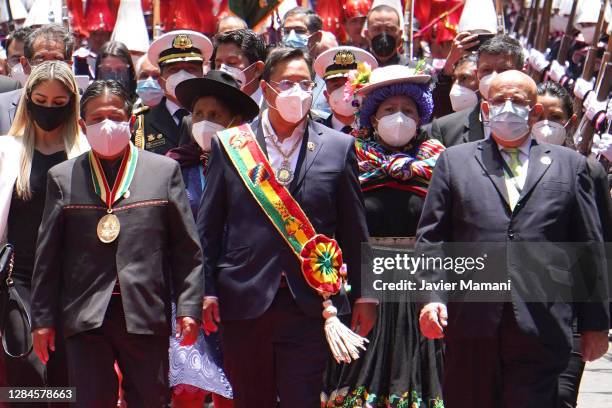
left=557, top=334, right=585, bottom=408
left=221, top=287, right=329, bottom=408
left=64, top=296, right=169, bottom=408
left=443, top=303, right=571, bottom=408
left=3, top=282, right=69, bottom=408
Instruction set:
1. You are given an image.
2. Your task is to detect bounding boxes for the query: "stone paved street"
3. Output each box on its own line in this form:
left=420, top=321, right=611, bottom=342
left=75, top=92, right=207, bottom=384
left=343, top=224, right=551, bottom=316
left=577, top=341, right=612, bottom=407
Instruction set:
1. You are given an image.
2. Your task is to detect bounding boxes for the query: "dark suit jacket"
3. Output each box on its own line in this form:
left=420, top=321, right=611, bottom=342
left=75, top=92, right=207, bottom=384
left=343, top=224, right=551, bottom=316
left=141, top=97, right=182, bottom=155
left=416, top=138, right=609, bottom=349
left=428, top=104, right=484, bottom=147
left=0, top=76, right=21, bottom=93
left=31, top=150, right=203, bottom=338
left=197, top=119, right=370, bottom=321
left=0, top=88, right=22, bottom=135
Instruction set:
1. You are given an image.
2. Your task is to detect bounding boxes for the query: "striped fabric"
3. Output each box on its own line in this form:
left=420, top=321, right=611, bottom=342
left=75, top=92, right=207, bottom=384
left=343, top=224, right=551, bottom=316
left=355, top=137, right=445, bottom=197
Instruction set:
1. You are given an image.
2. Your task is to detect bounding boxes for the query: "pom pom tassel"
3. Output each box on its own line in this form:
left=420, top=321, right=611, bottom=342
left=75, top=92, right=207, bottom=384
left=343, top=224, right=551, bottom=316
left=322, top=299, right=368, bottom=364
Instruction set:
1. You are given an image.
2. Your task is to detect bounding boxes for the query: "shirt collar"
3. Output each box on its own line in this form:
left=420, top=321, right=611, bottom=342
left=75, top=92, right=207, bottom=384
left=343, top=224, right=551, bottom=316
left=496, top=135, right=532, bottom=157
left=165, top=98, right=181, bottom=117
left=262, top=109, right=307, bottom=144
left=331, top=115, right=356, bottom=132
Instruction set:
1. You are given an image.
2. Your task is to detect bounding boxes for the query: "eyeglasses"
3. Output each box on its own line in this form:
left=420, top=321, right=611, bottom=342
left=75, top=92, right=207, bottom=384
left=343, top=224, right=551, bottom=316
left=29, top=57, right=71, bottom=67
left=489, top=97, right=531, bottom=108
left=281, top=27, right=309, bottom=36
left=269, top=79, right=316, bottom=92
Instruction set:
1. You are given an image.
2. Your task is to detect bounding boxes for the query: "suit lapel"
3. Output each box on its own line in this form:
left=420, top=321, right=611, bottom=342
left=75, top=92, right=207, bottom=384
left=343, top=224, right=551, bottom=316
left=253, top=118, right=269, bottom=158
left=289, top=120, right=323, bottom=194
left=464, top=104, right=485, bottom=143
left=518, top=142, right=552, bottom=204
left=474, top=138, right=511, bottom=209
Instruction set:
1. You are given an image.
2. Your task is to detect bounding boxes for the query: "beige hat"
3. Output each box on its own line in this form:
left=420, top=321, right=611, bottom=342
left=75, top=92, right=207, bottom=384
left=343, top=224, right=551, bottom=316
left=357, top=65, right=430, bottom=95
left=457, top=0, right=498, bottom=33
left=314, top=46, right=378, bottom=80
left=111, top=0, right=150, bottom=54
left=147, top=30, right=213, bottom=68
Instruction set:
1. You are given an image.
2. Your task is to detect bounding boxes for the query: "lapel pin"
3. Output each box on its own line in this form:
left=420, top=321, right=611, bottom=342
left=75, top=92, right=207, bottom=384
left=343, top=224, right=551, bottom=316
left=540, top=156, right=552, bottom=165
left=124, top=190, right=130, bottom=199
left=307, top=141, right=316, bottom=151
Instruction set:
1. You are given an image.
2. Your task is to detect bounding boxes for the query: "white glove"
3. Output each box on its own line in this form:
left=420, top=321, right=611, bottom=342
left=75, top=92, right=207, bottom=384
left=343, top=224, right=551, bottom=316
left=606, top=105, right=612, bottom=123
left=529, top=49, right=550, bottom=72
left=549, top=60, right=567, bottom=82
left=584, top=93, right=609, bottom=121
left=574, top=77, right=594, bottom=99
left=591, top=133, right=612, bottom=161
left=519, top=36, right=528, bottom=48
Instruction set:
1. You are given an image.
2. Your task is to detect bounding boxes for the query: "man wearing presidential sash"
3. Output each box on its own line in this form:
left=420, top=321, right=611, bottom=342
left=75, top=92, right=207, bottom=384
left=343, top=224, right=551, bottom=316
left=30, top=81, right=203, bottom=407
left=198, top=47, right=375, bottom=408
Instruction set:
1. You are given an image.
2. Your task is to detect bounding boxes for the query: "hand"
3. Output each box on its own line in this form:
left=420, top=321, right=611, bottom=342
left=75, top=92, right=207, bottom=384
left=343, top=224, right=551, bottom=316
left=443, top=31, right=480, bottom=75
left=529, top=49, right=550, bottom=72
left=574, top=77, right=594, bottom=99
left=202, top=297, right=220, bottom=335
left=176, top=316, right=199, bottom=346
left=32, top=327, right=55, bottom=365
left=549, top=60, right=567, bottom=82
left=580, top=331, right=609, bottom=362
left=584, top=94, right=609, bottom=120
left=592, top=132, right=612, bottom=161
left=350, top=302, right=377, bottom=337
left=419, top=303, right=447, bottom=339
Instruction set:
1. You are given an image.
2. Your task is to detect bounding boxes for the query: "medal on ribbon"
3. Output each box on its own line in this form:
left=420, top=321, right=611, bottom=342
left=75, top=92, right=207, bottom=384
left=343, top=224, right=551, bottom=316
left=88, top=143, right=139, bottom=243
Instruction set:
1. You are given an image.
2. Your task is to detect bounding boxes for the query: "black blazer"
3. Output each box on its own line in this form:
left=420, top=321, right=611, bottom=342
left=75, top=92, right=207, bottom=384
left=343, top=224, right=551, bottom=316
left=197, top=119, right=370, bottom=321
left=142, top=97, right=182, bottom=155
left=416, top=138, right=609, bottom=349
left=428, top=104, right=484, bottom=147
left=31, top=150, right=203, bottom=338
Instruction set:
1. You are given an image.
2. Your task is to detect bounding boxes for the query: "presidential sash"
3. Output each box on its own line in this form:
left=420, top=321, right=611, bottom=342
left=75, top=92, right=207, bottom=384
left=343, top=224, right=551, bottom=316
left=217, top=124, right=346, bottom=297
left=217, top=124, right=368, bottom=363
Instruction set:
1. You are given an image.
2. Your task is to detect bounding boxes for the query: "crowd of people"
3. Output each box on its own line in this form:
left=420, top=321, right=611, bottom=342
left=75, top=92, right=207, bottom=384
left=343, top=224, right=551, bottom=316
left=0, top=0, right=610, bottom=407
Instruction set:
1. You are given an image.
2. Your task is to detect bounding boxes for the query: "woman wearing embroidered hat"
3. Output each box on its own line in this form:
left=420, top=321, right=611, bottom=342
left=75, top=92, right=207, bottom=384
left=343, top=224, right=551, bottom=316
left=165, top=70, right=259, bottom=408
left=322, top=64, right=446, bottom=408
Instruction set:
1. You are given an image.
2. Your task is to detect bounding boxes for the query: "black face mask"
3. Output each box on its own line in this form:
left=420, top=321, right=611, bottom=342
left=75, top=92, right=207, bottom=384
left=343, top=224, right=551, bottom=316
left=371, top=32, right=397, bottom=59
left=27, top=98, right=73, bottom=131
left=98, top=70, right=131, bottom=92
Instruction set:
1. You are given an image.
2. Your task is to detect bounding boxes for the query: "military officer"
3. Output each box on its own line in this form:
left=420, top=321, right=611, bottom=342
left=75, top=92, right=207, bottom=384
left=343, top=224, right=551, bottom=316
left=135, top=30, right=212, bottom=155
left=313, top=46, right=378, bottom=134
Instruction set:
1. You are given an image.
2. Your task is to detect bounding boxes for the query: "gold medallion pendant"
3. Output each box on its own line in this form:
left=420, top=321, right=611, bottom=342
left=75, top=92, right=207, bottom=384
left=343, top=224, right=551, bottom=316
left=276, top=164, right=294, bottom=186
left=97, top=213, right=121, bottom=243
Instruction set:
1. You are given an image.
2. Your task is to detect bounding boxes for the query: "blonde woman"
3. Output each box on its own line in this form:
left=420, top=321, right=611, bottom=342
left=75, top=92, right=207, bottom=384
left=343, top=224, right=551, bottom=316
left=0, top=60, right=87, bottom=399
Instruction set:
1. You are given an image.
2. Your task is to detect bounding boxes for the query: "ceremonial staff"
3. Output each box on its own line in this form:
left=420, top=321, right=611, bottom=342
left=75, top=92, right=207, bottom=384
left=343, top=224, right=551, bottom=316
left=526, top=0, right=541, bottom=48
left=153, top=0, right=162, bottom=39
left=495, top=0, right=506, bottom=34
left=577, top=61, right=612, bottom=155
left=4, top=0, right=15, bottom=32
left=573, top=0, right=607, bottom=120
left=555, top=0, right=579, bottom=64
left=595, top=29, right=612, bottom=87
left=403, top=0, right=414, bottom=61
left=529, top=0, right=553, bottom=80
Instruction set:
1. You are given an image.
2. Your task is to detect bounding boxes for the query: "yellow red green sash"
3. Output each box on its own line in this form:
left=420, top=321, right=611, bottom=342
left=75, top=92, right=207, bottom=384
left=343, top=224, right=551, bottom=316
left=217, top=124, right=345, bottom=297
left=88, top=142, right=138, bottom=209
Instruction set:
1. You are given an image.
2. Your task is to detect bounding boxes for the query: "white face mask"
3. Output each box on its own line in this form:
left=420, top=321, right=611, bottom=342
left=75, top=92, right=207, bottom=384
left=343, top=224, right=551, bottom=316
left=192, top=119, right=225, bottom=151
left=488, top=100, right=531, bottom=142
left=449, top=83, right=478, bottom=112
left=269, top=83, right=313, bottom=124
left=85, top=119, right=131, bottom=157
left=10, top=63, right=28, bottom=86
left=581, top=26, right=596, bottom=44
left=478, top=72, right=497, bottom=100
left=329, top=87, right=357, bottom=117
left=376, top=112, right=417, bottom=147
left=165, top=70, right=197, bottom=100
left=550, top=15, right=569, bottom=33
left=219, top=63, right=247, bottom=87
left=532, top=120, right=567, bottom=145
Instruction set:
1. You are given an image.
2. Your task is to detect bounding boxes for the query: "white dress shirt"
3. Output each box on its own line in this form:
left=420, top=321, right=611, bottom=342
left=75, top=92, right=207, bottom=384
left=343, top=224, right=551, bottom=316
left=331, top=115, right=357, bottom=133
left=497, top=136, right=531, bottom=206
left=261, top=109, right=306, bottom=176
left=166, top=99, right=183, bottom=125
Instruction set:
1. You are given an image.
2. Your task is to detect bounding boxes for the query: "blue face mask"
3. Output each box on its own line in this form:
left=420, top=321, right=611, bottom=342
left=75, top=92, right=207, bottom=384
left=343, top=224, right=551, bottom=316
left=282, top=29, right=309, bottom=50
left=136, top=78, right=164, bottom=106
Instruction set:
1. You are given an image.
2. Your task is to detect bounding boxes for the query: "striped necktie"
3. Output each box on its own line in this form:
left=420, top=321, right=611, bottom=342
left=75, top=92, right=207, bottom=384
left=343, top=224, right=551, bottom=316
left=503, top=147, right=524, bottom=209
